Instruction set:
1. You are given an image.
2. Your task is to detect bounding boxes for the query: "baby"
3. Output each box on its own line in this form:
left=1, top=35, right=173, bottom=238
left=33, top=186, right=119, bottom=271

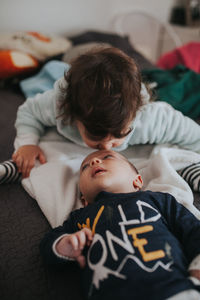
left=40, top=150, right=200, bottom=300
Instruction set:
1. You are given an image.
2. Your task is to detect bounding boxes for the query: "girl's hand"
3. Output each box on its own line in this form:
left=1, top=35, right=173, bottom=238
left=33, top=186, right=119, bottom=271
left=12, top=145, right=46, bottom=178
left=56, top=228, right=93, bottom=268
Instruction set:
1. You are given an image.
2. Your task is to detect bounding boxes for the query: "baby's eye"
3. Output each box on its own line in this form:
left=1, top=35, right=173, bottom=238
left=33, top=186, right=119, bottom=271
left=82, top=163, right=89, bottom=171
left=103, top=155, right=113, bottom=159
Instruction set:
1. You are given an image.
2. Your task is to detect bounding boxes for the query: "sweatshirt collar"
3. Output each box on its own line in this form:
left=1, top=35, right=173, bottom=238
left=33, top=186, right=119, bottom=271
left=94, top=190, right=140, bottom=202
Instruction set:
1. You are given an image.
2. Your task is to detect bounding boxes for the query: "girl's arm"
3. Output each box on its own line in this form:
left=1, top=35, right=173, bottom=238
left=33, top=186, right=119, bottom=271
left=13, top=78, right=65, bottom=177
left=14, top=77, right=66, bottom=149
left=128, top=102, right=200, bottom=153
left=14, top=88, right=57, bottom=148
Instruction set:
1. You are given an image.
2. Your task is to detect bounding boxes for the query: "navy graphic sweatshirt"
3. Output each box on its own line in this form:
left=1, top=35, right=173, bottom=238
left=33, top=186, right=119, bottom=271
left=40, top=191, right=200, bottom=300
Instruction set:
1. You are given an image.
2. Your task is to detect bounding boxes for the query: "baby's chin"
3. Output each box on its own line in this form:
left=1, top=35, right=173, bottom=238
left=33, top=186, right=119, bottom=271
left=84, top=179, right=127, bottom=203
left=85, top=185, right=109, bottom=203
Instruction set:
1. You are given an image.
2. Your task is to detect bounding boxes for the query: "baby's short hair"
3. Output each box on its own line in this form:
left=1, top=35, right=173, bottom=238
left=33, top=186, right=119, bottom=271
left=59, top=46, right=142, bottom=139
left=118, top=153, right=139, bottom=174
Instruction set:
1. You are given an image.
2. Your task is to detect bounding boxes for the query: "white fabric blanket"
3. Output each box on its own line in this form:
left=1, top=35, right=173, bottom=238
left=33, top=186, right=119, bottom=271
left=22, top=129, right=200, bottom=228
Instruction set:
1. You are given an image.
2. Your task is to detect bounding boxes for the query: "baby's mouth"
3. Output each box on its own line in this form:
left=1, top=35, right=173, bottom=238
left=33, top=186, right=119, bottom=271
left=92, top=167, right=107, bottom=177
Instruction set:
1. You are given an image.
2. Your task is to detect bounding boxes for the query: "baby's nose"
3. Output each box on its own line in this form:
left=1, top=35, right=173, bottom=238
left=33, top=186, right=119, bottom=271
left=90, top=157, right=101, bottom=166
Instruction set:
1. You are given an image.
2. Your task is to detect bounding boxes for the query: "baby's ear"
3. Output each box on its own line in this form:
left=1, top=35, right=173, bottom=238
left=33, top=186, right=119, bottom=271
left=133, top=174, right=143, bottom=190
left=81, top=195, right=89, bottom=207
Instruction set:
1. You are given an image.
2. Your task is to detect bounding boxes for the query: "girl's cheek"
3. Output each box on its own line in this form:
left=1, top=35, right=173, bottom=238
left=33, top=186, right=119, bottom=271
left=114, top=141, right=124, bottom=147
left=85, top=141, right=97, bottom=148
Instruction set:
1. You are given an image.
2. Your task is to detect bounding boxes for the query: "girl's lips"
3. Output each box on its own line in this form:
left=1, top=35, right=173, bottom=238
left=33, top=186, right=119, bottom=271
left=92, top=167, right=107, bottom=177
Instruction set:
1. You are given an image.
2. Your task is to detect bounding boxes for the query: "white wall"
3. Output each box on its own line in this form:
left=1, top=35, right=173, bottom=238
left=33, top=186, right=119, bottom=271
left=0, top=0, right=175, bottom=35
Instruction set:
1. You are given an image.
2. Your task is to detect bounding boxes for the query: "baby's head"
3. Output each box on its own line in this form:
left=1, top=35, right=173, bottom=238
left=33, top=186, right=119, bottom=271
left=60, top=46, right=142, bottom=150
left=79, top=150, right=143, bottom=206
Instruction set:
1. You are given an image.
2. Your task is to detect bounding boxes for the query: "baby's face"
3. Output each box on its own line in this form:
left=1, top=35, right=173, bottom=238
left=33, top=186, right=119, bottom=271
left=79, top=150, right=143, bottom=204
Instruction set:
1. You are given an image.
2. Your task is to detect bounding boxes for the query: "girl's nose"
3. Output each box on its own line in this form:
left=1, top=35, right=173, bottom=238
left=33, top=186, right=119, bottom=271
left=98, top=142, right=113, bottom=150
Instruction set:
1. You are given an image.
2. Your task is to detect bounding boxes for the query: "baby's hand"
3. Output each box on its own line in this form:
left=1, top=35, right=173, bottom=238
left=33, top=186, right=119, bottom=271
left=56, top=228, right=93, bottom=268
left=189, top=269, right=200, bottom=281
left=12, top=145, right=46, bottom=178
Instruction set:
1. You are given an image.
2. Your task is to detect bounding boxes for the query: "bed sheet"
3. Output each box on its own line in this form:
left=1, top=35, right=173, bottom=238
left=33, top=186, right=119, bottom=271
left=22, top=128, right=200, bottom=228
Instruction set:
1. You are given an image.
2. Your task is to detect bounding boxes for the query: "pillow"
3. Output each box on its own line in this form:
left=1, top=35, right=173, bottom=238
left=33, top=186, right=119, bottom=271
left=68, top=30, right=155, bottom=70
left=0, top=50, right=39, bottom=79
left=0, top=31, right=72, bottom=61
left=62, top=42, right=111, bottom=63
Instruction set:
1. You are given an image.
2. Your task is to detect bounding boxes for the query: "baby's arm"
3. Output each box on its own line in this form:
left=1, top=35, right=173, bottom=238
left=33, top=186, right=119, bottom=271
left=159, top=193, right=200, bottom=282
left=55, top=228, right=93, bottom=268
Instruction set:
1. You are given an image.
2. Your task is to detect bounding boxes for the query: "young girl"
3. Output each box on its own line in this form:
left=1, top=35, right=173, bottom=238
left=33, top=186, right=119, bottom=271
left=0, top=47, right=200, bottom=190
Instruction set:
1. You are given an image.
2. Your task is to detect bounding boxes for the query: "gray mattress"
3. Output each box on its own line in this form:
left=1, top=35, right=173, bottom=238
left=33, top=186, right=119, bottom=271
left=0, top=88, right=83, bottom=300
left=0, top=81, right=199, bottom=300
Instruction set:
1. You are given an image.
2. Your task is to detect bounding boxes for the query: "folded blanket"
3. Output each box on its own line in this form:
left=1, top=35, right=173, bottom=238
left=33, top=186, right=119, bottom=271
left=22, top=128, right=200, bottom=228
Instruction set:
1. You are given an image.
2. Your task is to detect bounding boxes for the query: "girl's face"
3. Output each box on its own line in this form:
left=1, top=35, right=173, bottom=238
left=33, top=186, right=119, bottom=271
left=76, top=121, right=131, bottom=150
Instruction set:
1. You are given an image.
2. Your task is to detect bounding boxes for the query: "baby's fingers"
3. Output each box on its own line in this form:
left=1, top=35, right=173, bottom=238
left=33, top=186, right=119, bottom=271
left=82, top=228, right=93, bottom=246
left=70, top=235, right=80, bottom=251
left=76, top=255, right=86, bottom=268
left=76, top=231, right=87, bottom=250
left=69, top=229, right=93, bottom=254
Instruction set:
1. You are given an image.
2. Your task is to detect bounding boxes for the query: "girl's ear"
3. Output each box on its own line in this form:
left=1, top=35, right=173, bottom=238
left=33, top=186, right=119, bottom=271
left=133, top=174, right=143, bottom=190
left=81, top=195, right=89, bottom=207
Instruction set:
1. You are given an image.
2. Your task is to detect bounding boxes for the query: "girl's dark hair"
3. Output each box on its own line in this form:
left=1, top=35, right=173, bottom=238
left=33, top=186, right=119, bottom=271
left=59, top=46, right=142, bottom=139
